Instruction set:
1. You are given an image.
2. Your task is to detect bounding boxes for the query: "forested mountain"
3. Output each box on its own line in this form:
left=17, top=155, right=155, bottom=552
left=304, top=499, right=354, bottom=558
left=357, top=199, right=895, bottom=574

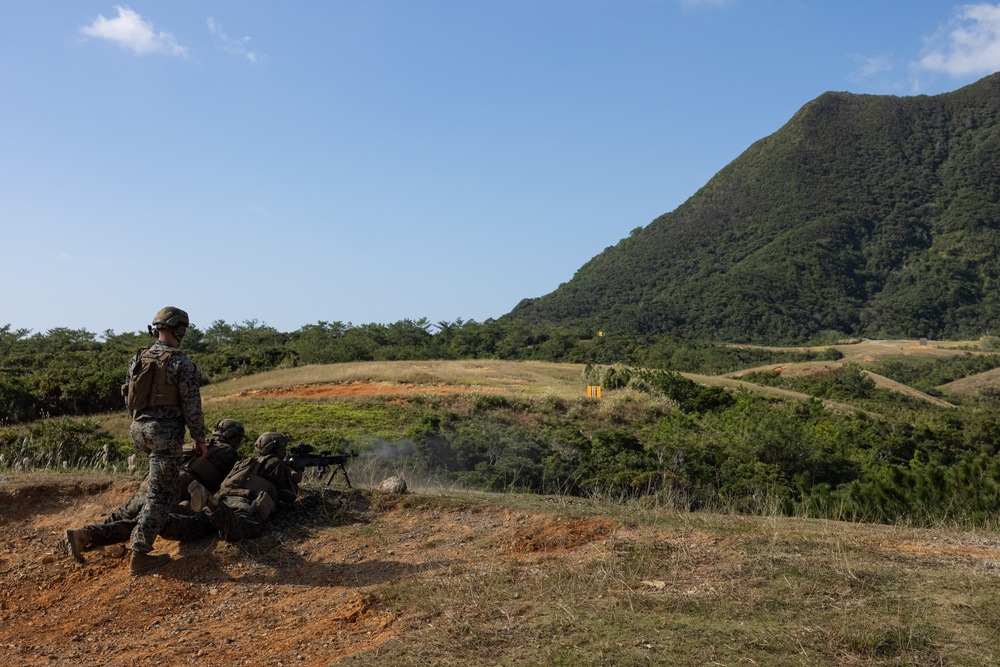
left=507, top=72, right=1000, bottom=344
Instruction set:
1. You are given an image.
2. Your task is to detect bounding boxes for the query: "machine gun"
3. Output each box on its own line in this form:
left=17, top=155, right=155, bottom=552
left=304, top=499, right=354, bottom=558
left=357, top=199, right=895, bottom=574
left=286, top=443, right=358, bottom=488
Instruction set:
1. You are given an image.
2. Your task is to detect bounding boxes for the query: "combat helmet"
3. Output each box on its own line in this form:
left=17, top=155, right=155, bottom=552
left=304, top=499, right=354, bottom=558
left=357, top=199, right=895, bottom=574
left=149, top=306, right=190, bottom=340
left=254, top=432, right=289, bottom=458
left=212, top=419, right=245, bottom=446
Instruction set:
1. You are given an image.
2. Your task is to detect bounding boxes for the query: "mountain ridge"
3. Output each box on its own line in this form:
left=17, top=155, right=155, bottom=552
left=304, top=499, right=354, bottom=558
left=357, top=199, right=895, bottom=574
left=506, top=72, right=1000, bottom=344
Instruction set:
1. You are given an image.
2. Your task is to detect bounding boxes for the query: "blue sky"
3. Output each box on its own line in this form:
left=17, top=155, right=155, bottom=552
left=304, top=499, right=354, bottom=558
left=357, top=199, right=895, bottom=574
left=3, top=1, right=1000, bottom=336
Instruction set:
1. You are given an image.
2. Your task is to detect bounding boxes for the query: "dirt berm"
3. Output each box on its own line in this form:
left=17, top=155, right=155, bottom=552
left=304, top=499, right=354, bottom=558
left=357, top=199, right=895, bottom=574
left=0, top=474, right=613, bottom=666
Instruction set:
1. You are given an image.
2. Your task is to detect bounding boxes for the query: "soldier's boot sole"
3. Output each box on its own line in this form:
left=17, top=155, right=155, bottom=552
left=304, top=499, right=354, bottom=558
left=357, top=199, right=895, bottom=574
left=66, top=529, right=90, bottom=563
left=129, top=551, right=171, bottom=576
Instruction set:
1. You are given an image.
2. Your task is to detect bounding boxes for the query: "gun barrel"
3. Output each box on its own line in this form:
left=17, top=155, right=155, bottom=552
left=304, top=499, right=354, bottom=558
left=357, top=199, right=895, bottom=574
left=286, top=450, right=356, bottom=488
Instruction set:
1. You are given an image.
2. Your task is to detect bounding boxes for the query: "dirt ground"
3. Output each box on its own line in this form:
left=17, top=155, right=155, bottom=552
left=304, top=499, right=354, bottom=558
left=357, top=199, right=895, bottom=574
left=7, top=477, right=1000, bottom=667
left=6, top=366, right=1000, bottom=666
left=0, top=475, right=614, bottom=667
left=212, top=380, right=513, bottom=402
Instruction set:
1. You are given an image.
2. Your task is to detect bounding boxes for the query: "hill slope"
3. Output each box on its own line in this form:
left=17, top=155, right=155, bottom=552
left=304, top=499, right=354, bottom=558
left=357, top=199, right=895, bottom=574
left=507, top=73, right=1000, bottom=344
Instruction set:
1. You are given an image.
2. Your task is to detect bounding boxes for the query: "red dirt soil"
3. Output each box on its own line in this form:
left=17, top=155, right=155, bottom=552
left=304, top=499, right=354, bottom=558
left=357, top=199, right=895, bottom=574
left=0, top=478, right=614, bottom=666
left=4, top=478, right=1000, bottom=666
left=218, top=381, right=500, bottom=401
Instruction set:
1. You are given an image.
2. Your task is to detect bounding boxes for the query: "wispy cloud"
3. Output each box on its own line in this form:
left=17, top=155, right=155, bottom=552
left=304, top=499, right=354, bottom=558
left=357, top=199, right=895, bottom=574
left=207, top=17, right=262, bottom=64
left=919, top=3, right=1000, bottom=76
left=849, top=54, right=894, bottom=80
left=80, top=5, right=187, bottom=57
left=678, top=0, right=735, bottom=8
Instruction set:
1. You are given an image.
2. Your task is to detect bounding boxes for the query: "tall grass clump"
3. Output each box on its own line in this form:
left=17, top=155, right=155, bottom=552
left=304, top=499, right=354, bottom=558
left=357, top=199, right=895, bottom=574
left=0, top=416, right=134, bottom=473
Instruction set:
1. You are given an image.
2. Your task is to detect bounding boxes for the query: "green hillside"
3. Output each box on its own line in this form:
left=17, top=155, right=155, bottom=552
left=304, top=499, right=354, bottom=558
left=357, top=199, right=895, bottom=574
left=507, top=72, right=1000, bottom=344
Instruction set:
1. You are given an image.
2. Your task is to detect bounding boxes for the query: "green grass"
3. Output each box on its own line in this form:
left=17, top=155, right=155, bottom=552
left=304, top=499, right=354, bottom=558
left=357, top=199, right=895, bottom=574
left=210, top=398, right=417, bottom=441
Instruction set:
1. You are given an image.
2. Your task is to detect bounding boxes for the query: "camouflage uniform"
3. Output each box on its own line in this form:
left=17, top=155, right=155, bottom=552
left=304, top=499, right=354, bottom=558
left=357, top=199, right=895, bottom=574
left=80, top=440, right=238, bottom=549
left=200, top=446, right=298, bottom=542
left=128, top=339, right=206, bottom=554
left=83, top=502, right=215, bottom=547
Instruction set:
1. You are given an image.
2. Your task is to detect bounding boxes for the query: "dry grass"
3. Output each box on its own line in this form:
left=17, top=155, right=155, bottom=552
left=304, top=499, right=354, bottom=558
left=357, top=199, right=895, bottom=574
left=689, top=372, right=878, bottom=415
left=83, top=343, right=980, bottom=445
left=7, top=471, right=1000, bottom=665
left=11, top=342, right=1000, bottom=664
left=868, top=371, right=958, bottom=408
left=201, top=360, right=589, bottom=400
left=939, top=366, right=1000, bottom=398
left=334, top=490, right=1000, bottom=666
left=730, top=338, right=986, bottom=363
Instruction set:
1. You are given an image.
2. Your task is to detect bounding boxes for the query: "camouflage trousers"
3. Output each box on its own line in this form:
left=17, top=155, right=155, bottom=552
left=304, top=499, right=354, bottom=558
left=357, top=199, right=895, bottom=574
left=205, top=495, right=266, bottom=542
left=128, top=418, right=186, bottom=553
left=84, top=487, right=214, bottom=548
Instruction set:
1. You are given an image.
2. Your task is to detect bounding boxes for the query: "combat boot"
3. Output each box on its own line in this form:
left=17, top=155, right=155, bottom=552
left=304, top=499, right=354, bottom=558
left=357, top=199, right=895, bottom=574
left=188, top=480, right=217, bottom=512
left=66, top=528, right=91, bottom=563
left=129, top=551, right=171, bottom=576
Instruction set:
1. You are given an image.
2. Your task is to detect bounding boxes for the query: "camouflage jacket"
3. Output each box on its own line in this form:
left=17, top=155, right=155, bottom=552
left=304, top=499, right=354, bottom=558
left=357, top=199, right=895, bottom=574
left=219, top=454, right=299, bottom=505
left=261, top=455, right=299, bottom=505
left=127, top=340, right=206, bottom=441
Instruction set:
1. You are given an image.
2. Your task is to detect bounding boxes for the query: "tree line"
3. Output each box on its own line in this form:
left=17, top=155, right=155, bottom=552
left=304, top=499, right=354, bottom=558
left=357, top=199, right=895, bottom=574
left=8, top=320, right=1000, bottom=527
left=0, top=318, right=839, bottom=424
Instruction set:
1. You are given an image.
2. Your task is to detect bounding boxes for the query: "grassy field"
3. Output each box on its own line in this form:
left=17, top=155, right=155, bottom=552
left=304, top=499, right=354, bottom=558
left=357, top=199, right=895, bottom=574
left=359, top=493, right=1000, bottom=667
left=200, top=359, right=590, bottom=400
left=8, top=341, right=1000, bottom=664
left=75, top=338, right=1000, bottom=449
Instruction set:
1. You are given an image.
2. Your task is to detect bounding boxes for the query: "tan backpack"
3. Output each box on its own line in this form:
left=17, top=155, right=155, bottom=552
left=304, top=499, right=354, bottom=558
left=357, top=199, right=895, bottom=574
left=219, top=456, right=280, bottom=520
left=121, top=346, right=180, bottom=411
left=178, top=442, right=240, bottom=496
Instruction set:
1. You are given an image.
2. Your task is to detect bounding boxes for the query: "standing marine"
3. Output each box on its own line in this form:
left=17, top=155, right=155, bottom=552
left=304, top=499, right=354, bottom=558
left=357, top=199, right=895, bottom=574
left=120, top=306, right=207, bottom=575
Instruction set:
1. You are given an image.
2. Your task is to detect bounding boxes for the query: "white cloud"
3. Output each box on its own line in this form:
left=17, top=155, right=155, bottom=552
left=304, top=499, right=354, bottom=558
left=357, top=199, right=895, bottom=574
left=849, top=54, right=894, bottom=82
left=207, top=17, right=262, bottom=64
left=919, top=3, right=1000, bottom=76
left=80, top=5, right=187, bottom=57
